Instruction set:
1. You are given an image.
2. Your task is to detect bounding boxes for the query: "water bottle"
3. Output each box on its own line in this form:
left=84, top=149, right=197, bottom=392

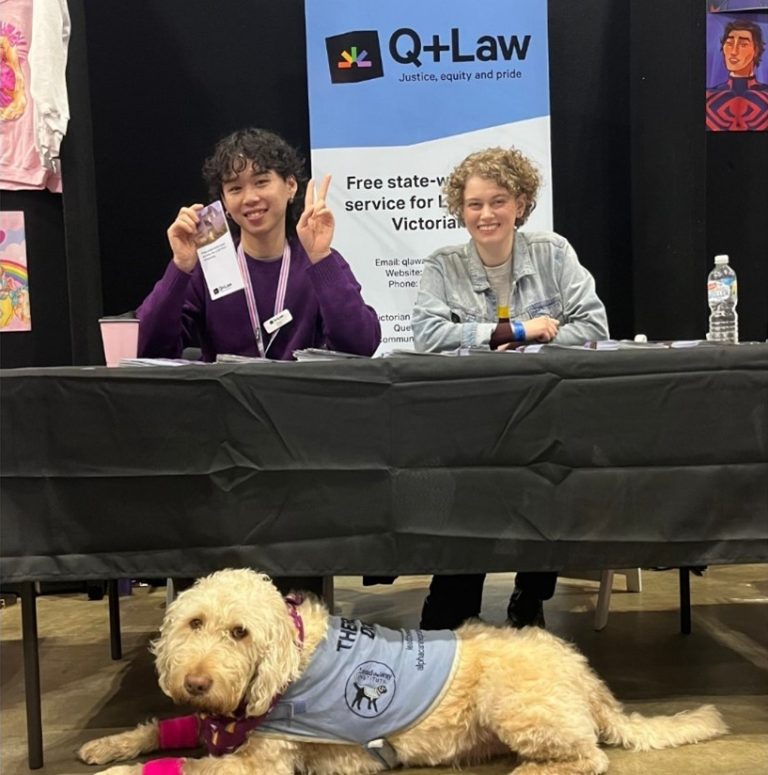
left=707, top=255, right=738, bottom=343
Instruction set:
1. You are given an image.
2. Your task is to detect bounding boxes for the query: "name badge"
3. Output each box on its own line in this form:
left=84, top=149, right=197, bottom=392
left=264, top=309, right=293, bottom=334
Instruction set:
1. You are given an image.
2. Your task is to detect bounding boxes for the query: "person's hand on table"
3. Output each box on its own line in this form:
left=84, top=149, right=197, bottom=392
left=524, top=316, right=560, bottom=343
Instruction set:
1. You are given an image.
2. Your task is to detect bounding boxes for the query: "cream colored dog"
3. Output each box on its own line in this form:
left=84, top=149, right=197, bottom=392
left=78, top=569, right=727, bottom=775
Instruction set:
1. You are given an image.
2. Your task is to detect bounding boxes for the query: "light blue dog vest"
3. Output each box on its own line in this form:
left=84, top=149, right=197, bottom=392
left=254, top=617, right=459, bottom=751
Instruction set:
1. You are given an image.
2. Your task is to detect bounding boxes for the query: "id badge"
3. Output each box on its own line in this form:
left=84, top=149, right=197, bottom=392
left=264, top=309, right=293, bottom=334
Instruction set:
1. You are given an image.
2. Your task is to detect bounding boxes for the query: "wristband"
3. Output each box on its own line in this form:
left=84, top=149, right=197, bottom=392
left=143, top=758, right=185, bottom=775
left=158, top=716, right=200, bottom=750
left=512, top=320, right=526, bottom=341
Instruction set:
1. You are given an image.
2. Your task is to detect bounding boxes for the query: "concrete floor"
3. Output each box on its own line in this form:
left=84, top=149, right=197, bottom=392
left=1, top=566, right=767, bottom=774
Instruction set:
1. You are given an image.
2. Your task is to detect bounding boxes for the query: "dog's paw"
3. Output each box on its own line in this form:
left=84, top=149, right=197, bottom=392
left=78, top=721, right=159, bottom=764
left=78, top=736, right=120, bottom=765
left=77, top=734, right=140, bottom=765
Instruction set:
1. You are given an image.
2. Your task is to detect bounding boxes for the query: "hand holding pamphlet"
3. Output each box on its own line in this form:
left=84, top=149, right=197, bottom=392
left=194, top=201, right=244, bottom=301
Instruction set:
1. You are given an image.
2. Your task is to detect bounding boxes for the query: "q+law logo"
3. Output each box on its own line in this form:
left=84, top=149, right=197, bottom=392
left=325, top=30, right=384, bottom=84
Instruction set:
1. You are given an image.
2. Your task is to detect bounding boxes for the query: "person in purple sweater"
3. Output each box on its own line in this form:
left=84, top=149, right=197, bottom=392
left=137, top=128, right=381, bottom=361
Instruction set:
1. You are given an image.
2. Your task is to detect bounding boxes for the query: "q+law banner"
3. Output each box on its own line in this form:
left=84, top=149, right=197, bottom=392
left=305, top=0, right=552, bottom=353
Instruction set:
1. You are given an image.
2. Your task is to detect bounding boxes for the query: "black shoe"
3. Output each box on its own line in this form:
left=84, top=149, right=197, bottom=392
left=506, top=587, right=545, bottom=629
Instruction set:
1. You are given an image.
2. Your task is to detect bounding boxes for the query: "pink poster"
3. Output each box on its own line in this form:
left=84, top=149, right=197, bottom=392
left=0, top=211, right=31, bottom=331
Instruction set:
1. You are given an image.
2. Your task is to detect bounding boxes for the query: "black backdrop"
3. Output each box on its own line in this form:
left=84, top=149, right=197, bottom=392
left=1, top=0, right=766, bottom=369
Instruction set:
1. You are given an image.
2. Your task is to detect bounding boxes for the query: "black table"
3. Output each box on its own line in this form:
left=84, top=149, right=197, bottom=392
left=3, top=347, right=768, bottom=767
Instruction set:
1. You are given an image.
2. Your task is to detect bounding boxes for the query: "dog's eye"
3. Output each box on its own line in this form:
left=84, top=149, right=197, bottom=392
left=189, top=618, right=204, bottom=630
left=230, top=626, right=248, bottom=640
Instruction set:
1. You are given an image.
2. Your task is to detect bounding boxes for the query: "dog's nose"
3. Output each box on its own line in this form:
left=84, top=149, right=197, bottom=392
left=184, top=673, right=213, bottom=695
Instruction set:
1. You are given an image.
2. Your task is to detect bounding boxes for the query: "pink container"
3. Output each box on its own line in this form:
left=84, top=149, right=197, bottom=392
left=99, top=317, right=139, bottom=366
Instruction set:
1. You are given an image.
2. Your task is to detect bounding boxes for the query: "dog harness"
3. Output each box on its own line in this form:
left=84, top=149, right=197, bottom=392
left=252, top=616, right=459, bottom=749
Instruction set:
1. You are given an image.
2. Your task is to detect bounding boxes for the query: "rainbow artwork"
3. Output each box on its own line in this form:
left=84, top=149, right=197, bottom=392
left=0, top=211, right=31, bottom=331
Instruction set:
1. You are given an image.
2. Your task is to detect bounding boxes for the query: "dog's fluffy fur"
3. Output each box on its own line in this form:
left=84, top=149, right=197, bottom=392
left=79, top=569, right=727, bottom=774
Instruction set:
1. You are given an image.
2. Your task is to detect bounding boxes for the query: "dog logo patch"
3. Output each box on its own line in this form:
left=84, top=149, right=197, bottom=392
left=344, top=661, right=396, bottom=718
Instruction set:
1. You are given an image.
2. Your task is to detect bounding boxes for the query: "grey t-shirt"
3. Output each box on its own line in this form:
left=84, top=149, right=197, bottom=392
left=484, top=257, right=513, bottom=316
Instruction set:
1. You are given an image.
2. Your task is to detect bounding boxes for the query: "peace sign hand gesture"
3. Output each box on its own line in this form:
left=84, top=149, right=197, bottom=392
left=297, top=175, right=335, bottom=264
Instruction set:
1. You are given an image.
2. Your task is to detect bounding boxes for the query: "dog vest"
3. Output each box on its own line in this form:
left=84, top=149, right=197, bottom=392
left=253, top=616, right=459, bottom=748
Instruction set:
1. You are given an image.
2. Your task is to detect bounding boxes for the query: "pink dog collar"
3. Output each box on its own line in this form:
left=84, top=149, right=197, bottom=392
left=284, top=595, right=305, bottom=646
left=143, top=757, right=185, bottom=775
left=158, top=715, right=200, bottom=750
left=199, top=705, right=273, bottom=756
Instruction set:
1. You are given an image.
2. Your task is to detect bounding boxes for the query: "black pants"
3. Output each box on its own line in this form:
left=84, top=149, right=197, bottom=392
left=420, top=571, right=558, bottom=630
left=273, top=576, right=325, bottom=598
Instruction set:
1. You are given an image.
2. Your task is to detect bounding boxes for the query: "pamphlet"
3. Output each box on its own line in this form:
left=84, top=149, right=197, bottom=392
left=382, top=348, right=474, bottom=358
left=293, top=348, right=367, bottom=361
left=515, top=340, right=718, bottom=353
left=118, top=358, right=208, bottom=367
left=216, top=353, right=274, bottom=364
left=194, top=201, right=244, bottom=300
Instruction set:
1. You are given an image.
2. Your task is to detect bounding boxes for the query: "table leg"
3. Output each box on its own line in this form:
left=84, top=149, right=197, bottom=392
left=679, top=567, right=691, bottom=635
left=20, top=582, right=43, bottom=769
left=107, top=580, right=122, bottom=660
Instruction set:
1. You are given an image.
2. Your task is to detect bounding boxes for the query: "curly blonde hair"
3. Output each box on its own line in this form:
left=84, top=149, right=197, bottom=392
left=443, top=147, right=541, bottom=227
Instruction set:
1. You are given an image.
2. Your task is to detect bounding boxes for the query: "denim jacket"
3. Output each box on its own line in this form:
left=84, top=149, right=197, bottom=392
left=412, top=232, right=609, bottom=352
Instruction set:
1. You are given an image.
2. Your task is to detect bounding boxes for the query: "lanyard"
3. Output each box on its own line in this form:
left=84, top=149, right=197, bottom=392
left=236, top=241, right=291, bottom=358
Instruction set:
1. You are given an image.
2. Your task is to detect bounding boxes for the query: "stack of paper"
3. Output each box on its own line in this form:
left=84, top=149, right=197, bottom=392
left=292, top=348, right=367, bottom=361
left=117, top=358, right=207, bottom=367
left=215, top=354, right=273, bottom=364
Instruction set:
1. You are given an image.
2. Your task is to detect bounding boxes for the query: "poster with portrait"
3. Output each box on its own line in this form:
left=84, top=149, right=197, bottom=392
left=706, top=3, right=768, bottom=131
left=0, top=211, right=31, bottom=331
left=305, top=0, right=552, bottom=353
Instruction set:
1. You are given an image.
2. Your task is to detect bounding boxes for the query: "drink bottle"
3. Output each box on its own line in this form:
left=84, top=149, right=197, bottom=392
left=707, top=255, right=738, bottom=344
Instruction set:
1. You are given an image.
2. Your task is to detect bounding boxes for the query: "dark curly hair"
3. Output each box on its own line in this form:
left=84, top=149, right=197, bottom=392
left=202, top=128, right=307, bottom=234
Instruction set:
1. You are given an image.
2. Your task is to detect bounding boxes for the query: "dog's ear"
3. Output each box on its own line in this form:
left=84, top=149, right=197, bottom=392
left=149, top=585, right=190, bottom=695
left=245, top=580, right=303, bottom=717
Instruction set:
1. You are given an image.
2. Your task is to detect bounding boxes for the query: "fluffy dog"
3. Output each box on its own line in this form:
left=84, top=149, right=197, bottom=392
left=78, top=569, right=727, bottom=774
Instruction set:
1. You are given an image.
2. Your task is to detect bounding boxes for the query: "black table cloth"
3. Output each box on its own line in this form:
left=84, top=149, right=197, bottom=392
left=3, top=346, right=767, bottom=582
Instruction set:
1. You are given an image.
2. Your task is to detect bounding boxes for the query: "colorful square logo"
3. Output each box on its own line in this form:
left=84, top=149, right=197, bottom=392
left=325, top=30, right=384, bottom=83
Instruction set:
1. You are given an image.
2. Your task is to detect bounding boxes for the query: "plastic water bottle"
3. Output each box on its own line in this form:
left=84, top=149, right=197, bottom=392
left=707, top=255, right=738, bottom=343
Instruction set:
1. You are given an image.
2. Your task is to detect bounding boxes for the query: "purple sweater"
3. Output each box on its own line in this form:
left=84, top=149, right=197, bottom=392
left=137, top=237, right=381, bottom=361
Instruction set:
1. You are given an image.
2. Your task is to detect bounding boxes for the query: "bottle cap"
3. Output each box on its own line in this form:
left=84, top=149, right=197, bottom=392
left=497, top=305, right=509, bottom=320
left=714, top=255, right=729, bottom=265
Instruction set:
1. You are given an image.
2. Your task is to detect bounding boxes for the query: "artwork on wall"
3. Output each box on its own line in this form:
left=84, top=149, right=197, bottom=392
left=0, top=211, right=32, bottom=331
left=706, top=2, right=768, bottom=130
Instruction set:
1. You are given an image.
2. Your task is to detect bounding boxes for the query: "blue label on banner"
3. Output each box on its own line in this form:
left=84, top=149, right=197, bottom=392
left=306, top=0, right=550, bottom=148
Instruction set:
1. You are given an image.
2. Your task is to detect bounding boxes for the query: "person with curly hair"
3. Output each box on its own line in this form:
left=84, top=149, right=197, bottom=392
left=137, top=128, right=381, bottom=361
left=412, top=146, right=609, bottom=630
